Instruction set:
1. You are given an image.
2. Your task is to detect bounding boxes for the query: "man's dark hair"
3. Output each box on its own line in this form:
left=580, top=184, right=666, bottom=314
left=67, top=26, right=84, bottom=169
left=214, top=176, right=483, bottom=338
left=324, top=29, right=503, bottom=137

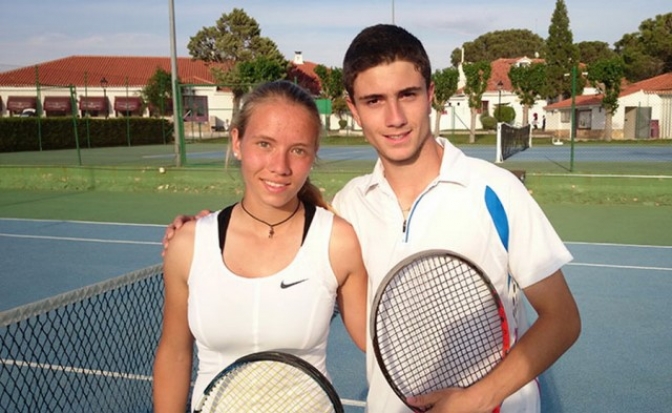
left=342, top=24, right=432, bottom=98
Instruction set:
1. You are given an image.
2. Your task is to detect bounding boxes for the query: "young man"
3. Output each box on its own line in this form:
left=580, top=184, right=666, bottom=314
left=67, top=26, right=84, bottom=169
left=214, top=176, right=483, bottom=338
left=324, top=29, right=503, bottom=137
left=165, top=24, right=580, bottom=413
left=331, top=24, right=580, bottom=412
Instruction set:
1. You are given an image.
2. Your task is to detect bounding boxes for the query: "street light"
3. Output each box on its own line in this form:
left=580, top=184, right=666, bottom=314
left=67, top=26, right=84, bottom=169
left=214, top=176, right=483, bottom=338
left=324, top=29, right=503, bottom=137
left=100, top=77, right=108, bottom=118
left=496, top=80, right=503, bottom=121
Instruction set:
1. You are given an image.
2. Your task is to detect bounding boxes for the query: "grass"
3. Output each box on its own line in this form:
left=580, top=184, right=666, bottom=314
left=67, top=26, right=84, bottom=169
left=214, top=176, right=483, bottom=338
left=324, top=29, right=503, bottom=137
left=1, top=163, right=670, bottom=207
left=1, top=137, right=670, bottom=208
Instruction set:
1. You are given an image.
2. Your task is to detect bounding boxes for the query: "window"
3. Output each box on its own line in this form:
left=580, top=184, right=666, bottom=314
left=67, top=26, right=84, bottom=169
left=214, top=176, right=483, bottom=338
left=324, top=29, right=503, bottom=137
left=479, top=100, right=489, bottom=115
left=577, top=110, right=592, bottom=129
left=561, top=110, right=570, bottom=123
left=183, top=96, right=208, bottom=122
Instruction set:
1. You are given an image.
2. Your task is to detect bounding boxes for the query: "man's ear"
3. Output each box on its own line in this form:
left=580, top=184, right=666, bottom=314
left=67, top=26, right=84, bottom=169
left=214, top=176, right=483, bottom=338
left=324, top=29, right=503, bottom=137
left=427, top=82, right=436, bottom=115
left=346, top=96, right=361, bottom=126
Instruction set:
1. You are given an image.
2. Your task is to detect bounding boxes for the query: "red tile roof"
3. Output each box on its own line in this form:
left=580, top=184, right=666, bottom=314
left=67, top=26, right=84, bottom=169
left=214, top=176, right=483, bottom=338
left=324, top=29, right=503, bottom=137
left=546, top=71, right=672, bottom=109
left=622, top=71, right=672, bottom=95
left=0, top=56, right=232, bottom=88
left=456, top=57, right=546, bottom=95
left=487, top=57, right=545, bottom=92
left=0, top=55, right=322, bottom=95
left=545, top=93, right=604, bottom=110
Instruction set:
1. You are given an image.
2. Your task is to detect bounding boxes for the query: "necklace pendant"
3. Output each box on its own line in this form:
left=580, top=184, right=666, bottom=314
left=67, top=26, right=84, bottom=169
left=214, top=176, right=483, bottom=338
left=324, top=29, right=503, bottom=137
left=268, top=227, right=275, bottom=238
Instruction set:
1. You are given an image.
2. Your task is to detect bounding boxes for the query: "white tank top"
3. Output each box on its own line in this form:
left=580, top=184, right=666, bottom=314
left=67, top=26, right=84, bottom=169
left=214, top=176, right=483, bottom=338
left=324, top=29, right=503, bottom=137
left=187, top=205, right=338, bottom=406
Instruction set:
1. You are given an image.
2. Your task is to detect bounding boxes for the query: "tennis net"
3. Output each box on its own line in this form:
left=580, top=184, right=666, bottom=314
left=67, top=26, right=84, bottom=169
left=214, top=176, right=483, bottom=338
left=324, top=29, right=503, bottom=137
left=0, top=264, right=175, bottom=412
left=495, top=122, right=532, bottom=163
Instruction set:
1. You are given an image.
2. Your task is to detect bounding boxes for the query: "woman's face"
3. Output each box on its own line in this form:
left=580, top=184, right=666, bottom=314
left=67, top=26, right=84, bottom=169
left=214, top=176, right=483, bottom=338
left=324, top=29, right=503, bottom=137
left=231, top=98, right=318, bottom=210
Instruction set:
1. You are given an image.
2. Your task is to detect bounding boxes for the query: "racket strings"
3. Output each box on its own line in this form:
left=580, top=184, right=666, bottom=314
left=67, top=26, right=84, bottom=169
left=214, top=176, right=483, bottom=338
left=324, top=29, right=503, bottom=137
left=201, top=361, right=336, bottom=412
left=375, top=255, right=506, bottom=396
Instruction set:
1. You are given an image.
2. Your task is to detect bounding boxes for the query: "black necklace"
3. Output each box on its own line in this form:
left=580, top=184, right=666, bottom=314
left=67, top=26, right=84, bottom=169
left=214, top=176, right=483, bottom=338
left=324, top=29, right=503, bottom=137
left=240, top=199, right=301, bottom=238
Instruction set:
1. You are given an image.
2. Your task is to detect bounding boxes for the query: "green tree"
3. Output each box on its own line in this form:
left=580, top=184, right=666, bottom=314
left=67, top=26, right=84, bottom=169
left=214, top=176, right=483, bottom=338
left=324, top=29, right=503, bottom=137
left=615, top=13, right=672, bottom=81
left=577, top=41, right=616, bottom=65
left=450, top=30, right=545, bottom=67
left=188, top=8, right=287, bottom=114
left=587, top=57, right=625, bottom=141
left=141, top=67, right=174, bottom=117
left=463, top=61, right=491, bottom=143
left=508, top=63, right=547, bottom=126
left=314, top=65, right=348, bottom=119
left=431, top=67, right=459, bottom=137
left=545, top=0, right=580, bottom=101
left=236, top=56, right=286, bottom=86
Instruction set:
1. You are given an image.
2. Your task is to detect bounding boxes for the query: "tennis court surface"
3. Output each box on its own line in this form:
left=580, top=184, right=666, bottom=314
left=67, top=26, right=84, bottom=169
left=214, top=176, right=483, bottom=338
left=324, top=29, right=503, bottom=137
left=1, top=218, right=670, bottom=412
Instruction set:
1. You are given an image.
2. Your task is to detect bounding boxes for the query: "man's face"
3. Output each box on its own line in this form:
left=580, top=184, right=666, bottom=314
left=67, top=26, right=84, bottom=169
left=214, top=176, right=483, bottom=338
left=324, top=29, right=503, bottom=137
left=347, top=60, right=434, bottom=166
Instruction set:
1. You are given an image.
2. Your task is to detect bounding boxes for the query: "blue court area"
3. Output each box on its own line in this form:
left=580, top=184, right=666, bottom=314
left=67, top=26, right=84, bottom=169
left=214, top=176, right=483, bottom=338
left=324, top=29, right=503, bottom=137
left=1, top=218, right=671, bottom=412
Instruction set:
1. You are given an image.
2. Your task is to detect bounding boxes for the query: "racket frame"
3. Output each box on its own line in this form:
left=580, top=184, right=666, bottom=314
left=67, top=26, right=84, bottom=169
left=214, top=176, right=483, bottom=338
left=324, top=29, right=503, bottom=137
left=370, top=249, right=510, bottom=411
left=193, top=351, right=344, bottom=413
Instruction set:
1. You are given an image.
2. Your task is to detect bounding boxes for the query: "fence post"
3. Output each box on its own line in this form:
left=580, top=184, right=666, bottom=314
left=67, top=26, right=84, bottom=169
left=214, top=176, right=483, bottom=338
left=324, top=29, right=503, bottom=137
left=69, top=85, right=82, bottom=166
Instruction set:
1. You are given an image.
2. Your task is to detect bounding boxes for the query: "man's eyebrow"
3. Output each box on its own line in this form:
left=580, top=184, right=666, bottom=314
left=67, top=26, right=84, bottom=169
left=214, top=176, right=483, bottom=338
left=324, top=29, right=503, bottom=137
left=356, top=93, right=385, bottom=102
left=399, top=86, right=423, bottom=95
left=357, top=86, right=423, bottom=102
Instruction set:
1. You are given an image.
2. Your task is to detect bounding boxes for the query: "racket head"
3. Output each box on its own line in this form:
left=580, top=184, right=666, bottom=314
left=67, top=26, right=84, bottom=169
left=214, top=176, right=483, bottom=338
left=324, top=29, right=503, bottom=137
left=193, top=351, right=343, bottom=413
left=371, top=250, right=510, bottom=408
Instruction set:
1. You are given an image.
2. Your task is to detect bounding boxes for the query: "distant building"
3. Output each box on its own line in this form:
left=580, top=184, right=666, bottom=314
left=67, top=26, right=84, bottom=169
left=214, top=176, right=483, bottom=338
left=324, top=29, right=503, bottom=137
left=545, top=72, right=672, bottom=140
left=0, top=53, right=322, bottom=132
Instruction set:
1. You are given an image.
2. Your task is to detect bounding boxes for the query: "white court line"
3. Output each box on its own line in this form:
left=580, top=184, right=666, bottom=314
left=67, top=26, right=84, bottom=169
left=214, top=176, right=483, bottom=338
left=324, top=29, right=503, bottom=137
left=3, top=219, right=671, bottom=248
left=342, top=398, right=367, bottom=407
left=0, top=217, right=164, bottom=228
left=0, top=233, right=161, bottom=246
left=2, top=358, right=368, bottom=407
left=1, top=358, right=152, bottom=382
left=566, top=241, right=672, bottom=249
left=541, top=173, right=672, bottom=179
left=566, top=262, right=672, bottom=272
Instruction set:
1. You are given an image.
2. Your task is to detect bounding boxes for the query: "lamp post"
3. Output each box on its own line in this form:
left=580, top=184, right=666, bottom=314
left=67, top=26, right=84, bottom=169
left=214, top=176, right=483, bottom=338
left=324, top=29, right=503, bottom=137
left=496, top=80, right=503, bottom=122
left=100, top=77, right=108, bottom=118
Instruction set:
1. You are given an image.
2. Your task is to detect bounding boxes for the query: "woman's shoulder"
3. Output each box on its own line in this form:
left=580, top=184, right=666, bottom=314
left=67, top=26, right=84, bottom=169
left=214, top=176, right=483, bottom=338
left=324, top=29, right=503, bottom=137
left=330, top=214, right=360, bottom=249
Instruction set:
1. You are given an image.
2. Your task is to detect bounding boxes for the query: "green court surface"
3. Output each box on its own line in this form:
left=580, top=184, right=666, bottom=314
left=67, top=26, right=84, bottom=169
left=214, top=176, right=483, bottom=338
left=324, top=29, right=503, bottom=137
left=1, top=188, right=671, bottom=247
left=1, top=140, right=671, bottom=246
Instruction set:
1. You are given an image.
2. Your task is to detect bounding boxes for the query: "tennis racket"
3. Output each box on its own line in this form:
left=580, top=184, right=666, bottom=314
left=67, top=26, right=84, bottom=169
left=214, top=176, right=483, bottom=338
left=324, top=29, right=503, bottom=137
left=193, top=351, right=344, bottom=413
left=371, top=250, right=510, bottom=412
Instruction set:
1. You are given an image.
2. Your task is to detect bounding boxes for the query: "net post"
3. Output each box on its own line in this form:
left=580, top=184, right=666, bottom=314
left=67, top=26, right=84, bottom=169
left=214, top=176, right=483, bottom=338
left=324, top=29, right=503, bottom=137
left=528, top=123, right=533, bottom=148
left=495, top=122, right=503, bottom=163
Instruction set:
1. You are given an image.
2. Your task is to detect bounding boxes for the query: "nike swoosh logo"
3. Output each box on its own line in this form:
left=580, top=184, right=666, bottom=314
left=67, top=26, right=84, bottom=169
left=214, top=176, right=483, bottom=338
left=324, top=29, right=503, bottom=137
left=280, top=279, right=309, bottom=289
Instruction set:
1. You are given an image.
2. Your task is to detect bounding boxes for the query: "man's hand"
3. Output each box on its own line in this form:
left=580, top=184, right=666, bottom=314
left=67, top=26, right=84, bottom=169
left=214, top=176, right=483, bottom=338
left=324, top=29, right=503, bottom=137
left=162, top=209, right=211, bottom=256
left=407, top=387, right=491, bottom=413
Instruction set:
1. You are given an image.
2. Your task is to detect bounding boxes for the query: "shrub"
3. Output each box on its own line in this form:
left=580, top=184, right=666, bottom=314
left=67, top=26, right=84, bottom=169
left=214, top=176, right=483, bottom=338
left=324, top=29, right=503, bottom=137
left=480, top=114, right=497, bottom=130
left=494, top=105, right=516, bottom=123
left=0, top=117, right=172, bottom=152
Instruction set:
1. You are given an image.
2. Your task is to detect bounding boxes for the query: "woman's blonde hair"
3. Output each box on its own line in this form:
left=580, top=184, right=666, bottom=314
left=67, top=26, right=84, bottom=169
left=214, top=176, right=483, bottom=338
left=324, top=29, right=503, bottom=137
left=231, top=80, right=329, bottom=210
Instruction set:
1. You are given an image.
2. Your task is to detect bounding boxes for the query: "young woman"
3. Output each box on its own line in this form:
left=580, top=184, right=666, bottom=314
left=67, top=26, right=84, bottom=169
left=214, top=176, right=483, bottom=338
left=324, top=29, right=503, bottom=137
left=152, top=80, right=367, bottom=413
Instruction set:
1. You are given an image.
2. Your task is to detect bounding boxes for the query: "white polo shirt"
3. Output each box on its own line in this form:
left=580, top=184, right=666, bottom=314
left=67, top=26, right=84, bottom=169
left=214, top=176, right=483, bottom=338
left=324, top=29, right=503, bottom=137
left=332, top=138, right=572, bottom=413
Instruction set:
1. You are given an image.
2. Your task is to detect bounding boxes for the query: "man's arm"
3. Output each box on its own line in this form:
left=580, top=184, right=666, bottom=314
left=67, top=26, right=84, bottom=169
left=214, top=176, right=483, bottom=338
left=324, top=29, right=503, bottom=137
left=408, top=270, right=581, bottom=412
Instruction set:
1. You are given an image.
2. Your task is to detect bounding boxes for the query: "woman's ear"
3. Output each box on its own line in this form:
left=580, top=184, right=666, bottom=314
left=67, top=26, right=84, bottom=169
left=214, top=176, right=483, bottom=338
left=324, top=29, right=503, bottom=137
left=231, top=128, right=241, bottom=159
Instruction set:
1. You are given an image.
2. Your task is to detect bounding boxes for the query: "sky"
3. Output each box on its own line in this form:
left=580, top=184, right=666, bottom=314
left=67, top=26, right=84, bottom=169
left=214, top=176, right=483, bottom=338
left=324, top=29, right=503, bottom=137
left=1, top=0, right=670, bottom=73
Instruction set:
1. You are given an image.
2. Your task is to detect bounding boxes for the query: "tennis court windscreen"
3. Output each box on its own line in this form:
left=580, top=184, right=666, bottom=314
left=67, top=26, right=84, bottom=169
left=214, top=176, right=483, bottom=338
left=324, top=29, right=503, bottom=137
left=0, top=264, right=186, bottom=413
left=495, top=122, right=532, bottom=163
